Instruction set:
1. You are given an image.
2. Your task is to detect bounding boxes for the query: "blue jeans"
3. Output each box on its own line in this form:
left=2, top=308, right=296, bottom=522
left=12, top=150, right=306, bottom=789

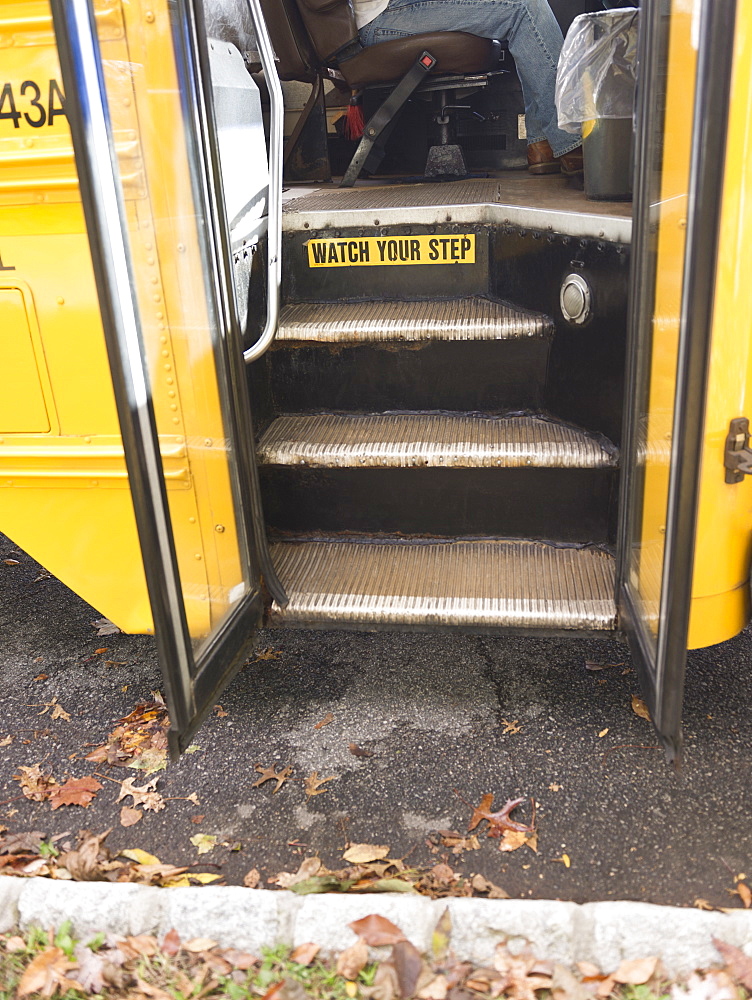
left=358, top=0, right=581, bottom=157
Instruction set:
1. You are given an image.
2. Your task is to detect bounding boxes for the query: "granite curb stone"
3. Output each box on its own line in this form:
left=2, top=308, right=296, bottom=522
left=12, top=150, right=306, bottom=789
left=5, top=881, right=752, bottom=976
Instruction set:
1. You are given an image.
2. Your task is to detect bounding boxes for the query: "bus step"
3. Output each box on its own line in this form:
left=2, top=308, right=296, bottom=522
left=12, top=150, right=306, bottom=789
left=268, top=537, right=616, bottom=631
left=276, top=296, right=553, bottom=344
left=257, top=413, right=618, bottom=469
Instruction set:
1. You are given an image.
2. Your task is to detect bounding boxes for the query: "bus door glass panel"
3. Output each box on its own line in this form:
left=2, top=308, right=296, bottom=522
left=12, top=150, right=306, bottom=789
left=52, top=0, right=264, bottom=751
left=619, top=0, right=698, bottom=758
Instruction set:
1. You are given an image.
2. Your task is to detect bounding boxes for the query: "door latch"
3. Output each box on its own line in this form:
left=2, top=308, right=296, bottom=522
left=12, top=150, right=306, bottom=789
left=724, top=417, right=752, bottom=483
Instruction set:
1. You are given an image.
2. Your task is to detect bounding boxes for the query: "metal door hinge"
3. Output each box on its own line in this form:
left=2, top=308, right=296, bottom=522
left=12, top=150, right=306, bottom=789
left=724, top=417, right=752, bottom=483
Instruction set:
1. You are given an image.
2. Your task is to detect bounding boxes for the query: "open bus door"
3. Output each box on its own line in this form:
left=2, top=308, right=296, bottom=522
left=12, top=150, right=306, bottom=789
left=617, top=0, right=737, bottom=764
left=49, top=0, right=285, bottom=754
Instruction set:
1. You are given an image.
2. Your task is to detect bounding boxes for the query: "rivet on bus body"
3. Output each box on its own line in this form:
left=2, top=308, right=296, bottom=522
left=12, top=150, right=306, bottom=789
left=177, top=243, right=186, bottom=253
left=23, top=137, right=33, bottom=148
left=150, top=276, right=158, bottom=285
left=145, top=10, right=155, bottom=21
left=204, top=438, right=212, bottom=447
left=172, top=417, right=180, bottom=425
left=679, top=218, right=687, bottom=228
left=189, top=516, right=196, bottom=523
left=156, top=312, right=163, bottom=320
left=91, top=481, right=98, bottom=487
left=147, top=258, right=155, bottom=266
left=144, top=243, right=153, bottom=251
left=168, top=390, right=176, bottom=398
left=445, top=215, right=452, bottom=223
left=166, top=377, right=174, bottom=385
left=56, top=297, right=65, bottom=305
left=123, top=98, right=131, bottom=107
left=160, top=336, right=167, bottom=344
left=170, top=404, right=177, bottom=411
left=215, top=524, right=225, bottom=533
left=194, top=553, right=202, bottom=560
left=373, top=219, right=379, bottom=226
left=158, top=324, right=165, bottom=331
left=164, top=363, right=171, bottom=371
left=659, top=525, right=666, bottom=534
left=153, top=294, right=161, bottom=303
left=84, top=436, right=91, bottom=443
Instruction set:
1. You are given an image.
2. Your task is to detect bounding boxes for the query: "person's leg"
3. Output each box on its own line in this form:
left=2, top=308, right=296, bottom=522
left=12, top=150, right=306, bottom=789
left=359, top=0, right=581, bottom=157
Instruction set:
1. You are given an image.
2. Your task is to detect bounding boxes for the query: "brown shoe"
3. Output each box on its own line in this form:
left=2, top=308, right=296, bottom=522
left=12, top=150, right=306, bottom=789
left=527, top=139, right=559, bottom=175
left=559, top=145, right=584, bottom=176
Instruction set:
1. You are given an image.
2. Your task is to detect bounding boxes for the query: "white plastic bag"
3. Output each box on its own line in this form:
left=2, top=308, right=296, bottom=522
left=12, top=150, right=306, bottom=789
left=556, top=8, right=639, bottom=134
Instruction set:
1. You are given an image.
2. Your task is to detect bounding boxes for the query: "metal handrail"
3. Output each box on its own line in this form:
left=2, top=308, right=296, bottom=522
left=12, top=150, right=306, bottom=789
left=243, top=0, right=283, bottom=364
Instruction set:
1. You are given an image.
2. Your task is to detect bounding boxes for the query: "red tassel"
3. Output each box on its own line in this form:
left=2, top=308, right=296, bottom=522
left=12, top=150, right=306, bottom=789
left=344, top=94, right=365, bottom=141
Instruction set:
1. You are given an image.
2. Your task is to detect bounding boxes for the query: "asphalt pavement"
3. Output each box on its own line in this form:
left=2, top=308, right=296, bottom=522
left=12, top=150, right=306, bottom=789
left=1, top=532, right=751, bottom=907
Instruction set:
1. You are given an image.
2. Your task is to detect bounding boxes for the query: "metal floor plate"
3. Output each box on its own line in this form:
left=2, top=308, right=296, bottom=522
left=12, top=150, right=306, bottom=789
left=258, top=413, right=618, bottom=469
left=269, top=538, right=617, bottom=630
left=277, top=297, right=553, bottom=343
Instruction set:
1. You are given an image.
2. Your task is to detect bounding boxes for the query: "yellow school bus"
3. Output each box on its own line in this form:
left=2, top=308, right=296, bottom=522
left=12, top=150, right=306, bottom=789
left=0, top=0, right=749, bottom=762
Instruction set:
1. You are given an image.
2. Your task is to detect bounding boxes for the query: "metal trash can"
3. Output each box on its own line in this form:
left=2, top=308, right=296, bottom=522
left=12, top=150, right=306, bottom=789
left=555, top=8, right=639, bottom=200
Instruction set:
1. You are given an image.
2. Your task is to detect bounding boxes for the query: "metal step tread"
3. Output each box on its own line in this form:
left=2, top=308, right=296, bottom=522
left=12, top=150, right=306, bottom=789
left=258, top=413, right=618, bottom=469
left=269, top=538, right=616, bottom=630
left=276, top=297, right=554, bottom=343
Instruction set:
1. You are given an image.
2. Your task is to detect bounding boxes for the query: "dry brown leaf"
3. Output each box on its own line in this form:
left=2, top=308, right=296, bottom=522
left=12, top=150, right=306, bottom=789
left=49, top=776, right=102, bottom=809
left=499, top=830, right=529, bottom=853
left=393, top=939, right=423, bottom=999
left=470, top=873, right=509, bottom=898
left=221, top=949, right=258, bottom=970
left=135, top=978, right=173, bottom=1000
left=162, top=929, right=181, bottom=956
left=694, top=898, right=714, bottom=911
left=304, top=771, right=336, bottom=797
left=348, top=743, right=375, bottom=758
left=611, top=957, right=658, bottom=985
left=244, top=867, right=261, bottom=888
left=214, top=704, right=228, bottom=717
left=417, top=973, right=448, bottom=999
left=343, top=843, right=391, bottom=864
left=501, top=718, right=522, bottom=734
left=4, top=558, right=20, bottom=566
left=314, top=712, right=334, bottom=730
left=576, top=962, right=602, bottom=980
left=464, top=793, right=536, bottom=838
left=14, top=764, right=57, bottom=802
left=713, top=938, right=752, bottom=989
left=253, top=763, right=293, bottom=793
left=120, top=806, right=142, bottom=827
left=49, top=700, right=72, bottom=722
left=736, top=882, right=752, bottom=908
left=548, top=783, right=562, bottom=792
left=551, top=964, right=591, bottom=1000
left=116, top=775, right=165, bottom=812
left=184, top=938, right=218, bottom=953
left=6, top=936, right=26, bottom=953
left=17, top=946, right=80, bottom=997
left=596, top=976, right=617, bottom=998
left=291, top=943, right=321, bottom=965
left=349, top=914, right=406, bottom=947
left=365, top=961, right=399, bottom=1000
left=598, top=729, right=609, bottom=738
left=253, top=647, right=282, bottom=660
left=275, top=857, right=322, bottom=888
left=631, top=694, right=651, bottom=722
left=336, top=938, right=369, bottom=980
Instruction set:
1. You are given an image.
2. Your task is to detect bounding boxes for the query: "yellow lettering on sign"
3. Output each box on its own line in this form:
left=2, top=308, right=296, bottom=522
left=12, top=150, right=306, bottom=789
left=306, top=234, right=476, bottom=267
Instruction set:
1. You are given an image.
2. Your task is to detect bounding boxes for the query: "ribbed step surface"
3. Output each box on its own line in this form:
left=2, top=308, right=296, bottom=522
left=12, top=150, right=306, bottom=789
left=269, top=539, right=616, bottom=630
left=258, top=414, right=618, bottom=469
left=277, top=298, right=553, bottom=343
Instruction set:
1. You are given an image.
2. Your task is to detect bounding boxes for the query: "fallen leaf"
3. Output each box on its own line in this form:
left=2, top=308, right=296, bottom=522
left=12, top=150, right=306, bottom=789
left=499, top=830, right=531, bottom=853
left=348, top=743, right=375, bottom=758
left=120, top=806, right=142, bottom=827
left=548, top=783, right=562, bottom=792
left=253, top=647, right=282, bottom=661
left=184, top=937, right=218, bottom=953
left=737, top=882, right=752, bottom=908
left=631, top=695, right=651, bottom=721
left=393, top=939, right=423, bottom=999
left=596, top=976, right=617, bottom=997
left=253, top=763, right=293, bottom=793
left=367, top=961, right=399, bottom=1000
left=585, top=660, right=625, bottom=671
left=275, top=857, right=322, bottom=888
left=349, top=914, right=406, bottom=946
left=49, top=775, right=102, bottom=809
left=214, top=704, right=228, bottom=717
left=32, top=675, right=48, bottom=683
left=129, top=748, right=168, bottom=775
left=611, top=957, right=658, bottom=985
left=6, top=936, right=26, bottom=953
left=116, top=775, right=165, bottom=812
left=314, top=713, right=334, bottom=730
left=598, top=729, right=609, bottom=738
left=343, top=843, right=391, bottom=864
left=4, top=558, right=20, bottom=566
left=124, top=935, right=159, bottom=957
left=470, top=874, right=509, bottom=899
left=304, top=771, right=336, bottom=797
left=694, top=898, right=714, bottom=911
left=291, top=943, right=320, bottom=965
left=222, top=949, right=258, bottom=970
left=463, top=792, right=536, bottom=837
left=190, top=834, right=218, bottom=855
left=14, top=764, right=57, bottom=801
left=162, top=929, right=181, bottom=956
left=17, top=947, right=80, bottom=997
left=121, top=848, right=161, bottom=865
left=191, top=815, right=205, bottom=824
left=336, top=939, right=369, bottom=980
left=551, top=963, right=592, bottom=1000
left=714, top=939, right=752, bottom=989
left=243, top=868, right=261, bottom=888
left=501, top=718, right=522, bottom=734
left=552, top=854, right=571, bottom=868
left=432, top=909, right=452, bottom=962
left=92, top=617, right=120, bottom=636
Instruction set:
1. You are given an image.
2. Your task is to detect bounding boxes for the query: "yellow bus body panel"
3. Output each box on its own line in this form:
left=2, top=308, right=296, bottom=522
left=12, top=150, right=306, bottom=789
left=0, top=0, right=245, bottom=639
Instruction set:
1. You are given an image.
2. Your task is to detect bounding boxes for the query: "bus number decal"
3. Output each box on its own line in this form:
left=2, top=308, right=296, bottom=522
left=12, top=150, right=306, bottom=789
left=0, top=80, right=67, bottom=129
left=306, top=234, right=476, bottom=268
